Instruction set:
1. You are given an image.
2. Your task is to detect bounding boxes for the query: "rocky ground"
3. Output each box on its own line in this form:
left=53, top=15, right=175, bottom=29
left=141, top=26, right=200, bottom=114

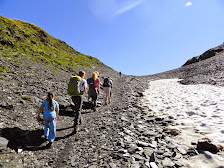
left=0, top=52, right=224, bottom=168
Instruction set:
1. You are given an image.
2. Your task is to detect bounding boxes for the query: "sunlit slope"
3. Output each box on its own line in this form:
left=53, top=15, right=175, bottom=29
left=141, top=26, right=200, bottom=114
left=0, top=15, right=110, bottom=71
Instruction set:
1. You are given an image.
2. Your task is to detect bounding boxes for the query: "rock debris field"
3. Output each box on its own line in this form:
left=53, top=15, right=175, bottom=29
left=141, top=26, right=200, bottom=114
left=1, top=53, right=224, bottom=168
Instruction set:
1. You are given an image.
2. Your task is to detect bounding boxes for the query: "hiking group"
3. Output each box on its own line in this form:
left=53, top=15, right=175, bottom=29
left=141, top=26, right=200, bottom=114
left=37, top=70, right=112, bottom=147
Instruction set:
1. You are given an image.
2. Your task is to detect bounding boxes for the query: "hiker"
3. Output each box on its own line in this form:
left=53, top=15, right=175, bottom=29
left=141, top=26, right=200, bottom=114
left=103, top=77, right=113, bottom=105
left=37, top=91, right=59, bottom=147
left=87, top=72, right=99, bottom=111
left=87, top=71, right=100, bottom=101
left=119, top=72, right=121, bottom=78
left=68, top=70, right=87, bottom=133
left=94, top=71, right=100, bottom=94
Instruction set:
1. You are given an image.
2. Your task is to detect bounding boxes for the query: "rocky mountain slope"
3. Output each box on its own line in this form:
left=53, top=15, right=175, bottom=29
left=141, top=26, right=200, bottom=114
left=1, top=15, right=224, bottom=167
left=1, top=52, right=224, bottom=168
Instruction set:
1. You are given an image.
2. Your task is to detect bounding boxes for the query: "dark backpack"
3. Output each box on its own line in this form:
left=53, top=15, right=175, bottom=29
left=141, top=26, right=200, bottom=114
left=103, top=78, right=110, bottom=87
left=87, top=78, right=95, bottom=87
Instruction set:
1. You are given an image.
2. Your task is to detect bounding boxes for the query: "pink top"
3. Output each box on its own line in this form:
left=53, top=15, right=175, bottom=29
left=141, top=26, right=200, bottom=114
left=94, top=78, right=100, bottom=91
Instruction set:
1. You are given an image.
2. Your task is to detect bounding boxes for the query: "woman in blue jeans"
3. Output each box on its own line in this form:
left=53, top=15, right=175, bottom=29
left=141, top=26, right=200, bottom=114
left=37, top=91, right=59, bottom=147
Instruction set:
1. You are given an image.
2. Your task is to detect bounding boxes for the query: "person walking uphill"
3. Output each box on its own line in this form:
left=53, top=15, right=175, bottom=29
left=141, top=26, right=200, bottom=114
left=68, top=70, right=87, bottom=134
left=37, top=91, right=59, bottom=147
left=87, top=72, right=100, bottom=111
left=94, top=71, right=100, bottom=94
left=103, top=78, right=113, bottom=105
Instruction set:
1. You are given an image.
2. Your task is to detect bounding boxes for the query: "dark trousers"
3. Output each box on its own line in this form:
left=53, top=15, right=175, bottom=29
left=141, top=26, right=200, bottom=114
left=90, top=95, right=97, bottom=110
left=71, top=96, right=83, bottom=127
left=88, top=87, right=98, bottom=111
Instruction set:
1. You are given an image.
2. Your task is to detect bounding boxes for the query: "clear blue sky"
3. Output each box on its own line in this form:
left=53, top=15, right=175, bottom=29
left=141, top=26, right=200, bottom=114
left=1, top=0, right=224, bottom=75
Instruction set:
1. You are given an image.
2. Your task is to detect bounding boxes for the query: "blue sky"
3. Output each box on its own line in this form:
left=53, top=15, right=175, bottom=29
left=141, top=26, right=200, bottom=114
left=1, top=0, right=224, bottom=75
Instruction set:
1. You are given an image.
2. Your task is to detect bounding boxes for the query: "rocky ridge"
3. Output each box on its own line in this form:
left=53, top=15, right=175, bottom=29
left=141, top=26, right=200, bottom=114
left=182, top=43, right=224, bottom=66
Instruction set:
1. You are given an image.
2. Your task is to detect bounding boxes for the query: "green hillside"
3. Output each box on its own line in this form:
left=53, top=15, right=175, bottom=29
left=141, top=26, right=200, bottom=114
left=0, top=15, right=109, bottom=72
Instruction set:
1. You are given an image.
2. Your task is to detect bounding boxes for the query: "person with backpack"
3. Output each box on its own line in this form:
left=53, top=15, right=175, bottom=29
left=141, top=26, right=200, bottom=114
left=37, top=91, right=59, bottom=147
left=87, top=72, right=99, bottom=111
left=68, top=70, right=87, bottom=134
left=94, top=71, right=100, bottom=94
left=103, top=77, right=113, bottom=105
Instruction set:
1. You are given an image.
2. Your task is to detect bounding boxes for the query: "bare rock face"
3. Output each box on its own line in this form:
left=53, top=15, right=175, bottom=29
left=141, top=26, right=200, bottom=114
left=183, top=56, right=199, bottom=66
left=182, top=43, right=224, bottom=66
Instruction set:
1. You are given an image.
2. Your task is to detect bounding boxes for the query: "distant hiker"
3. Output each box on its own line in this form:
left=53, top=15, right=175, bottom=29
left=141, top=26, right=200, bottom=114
left=119, top=72, right=121, bottom=78
left=37, top=91, right=59, bottom=147
left=87, top=72, right=100, bottom=111
left=68, top=70, right=87, bottom=134
left=103, top=77, right=113, bottom=105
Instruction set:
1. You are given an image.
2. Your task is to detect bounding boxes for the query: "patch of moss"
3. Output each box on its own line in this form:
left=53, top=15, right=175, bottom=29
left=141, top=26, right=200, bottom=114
left=21, top=95, right=32, bottom=101
left=17, top=92, right=32, bottom=101
left=0, top=65, right=7, bottom=72
left=17, top=92, right=22, bottom=97
left=3, top=54, right=13, bottom=60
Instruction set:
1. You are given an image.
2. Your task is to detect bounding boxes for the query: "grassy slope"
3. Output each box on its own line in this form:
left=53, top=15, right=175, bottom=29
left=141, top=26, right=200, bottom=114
left=0, top=15, right=110, bottom=72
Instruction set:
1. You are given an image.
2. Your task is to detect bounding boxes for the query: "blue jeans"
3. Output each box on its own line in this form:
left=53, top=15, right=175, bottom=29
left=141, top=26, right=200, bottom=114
left=43, top=113, right=56, bottom=142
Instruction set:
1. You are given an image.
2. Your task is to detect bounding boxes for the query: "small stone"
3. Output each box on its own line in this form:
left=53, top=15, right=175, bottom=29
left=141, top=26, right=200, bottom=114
left=109, top=162, right=117, bottom=168
left=170, top=129, right=180, bottom=136
left=177, top=147, right=187, bottom=155
left=71, top=163, right=76, bottom=167
left=136, top=140, right=150, bottom=147
left=0, top=137, right=9, bottom=150
left=150, top=162, right=158, bottom=168
left=18, top=148, right=23, bottom=153
left=162, top=158, right=175, bottom=167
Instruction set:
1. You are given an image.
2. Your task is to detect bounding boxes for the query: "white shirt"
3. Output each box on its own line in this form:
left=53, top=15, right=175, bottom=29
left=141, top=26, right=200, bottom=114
left=80, top=78, right=87, bottom=92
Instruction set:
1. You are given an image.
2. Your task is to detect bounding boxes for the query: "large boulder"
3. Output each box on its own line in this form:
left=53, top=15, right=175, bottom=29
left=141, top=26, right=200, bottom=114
left=196, top=138, right=223, bottom=153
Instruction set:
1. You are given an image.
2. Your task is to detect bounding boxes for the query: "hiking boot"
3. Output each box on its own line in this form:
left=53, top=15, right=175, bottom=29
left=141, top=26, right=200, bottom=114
left=46, top=141, right=53, bottom=148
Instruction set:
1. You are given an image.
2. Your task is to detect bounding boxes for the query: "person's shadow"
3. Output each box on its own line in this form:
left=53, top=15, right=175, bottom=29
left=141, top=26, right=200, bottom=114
left=1, top=124, right=77, bottom=151
left=1, top=127, right=49, bottom=151
left=0, top=103, right=93, bottom=151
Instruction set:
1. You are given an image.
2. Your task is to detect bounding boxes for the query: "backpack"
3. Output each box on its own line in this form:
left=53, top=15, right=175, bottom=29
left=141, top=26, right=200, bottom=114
left=103, top=77, right=110, bottom=87
left=87, top=78, right=95, bottom=87
left=67, top=76, right=82, bottom=96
